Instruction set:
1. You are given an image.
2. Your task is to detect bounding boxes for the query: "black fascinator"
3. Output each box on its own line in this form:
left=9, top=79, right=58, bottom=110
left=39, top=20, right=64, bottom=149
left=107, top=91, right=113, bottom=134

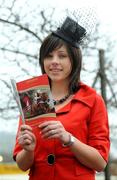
left=52, top=17, right=86, bottom=48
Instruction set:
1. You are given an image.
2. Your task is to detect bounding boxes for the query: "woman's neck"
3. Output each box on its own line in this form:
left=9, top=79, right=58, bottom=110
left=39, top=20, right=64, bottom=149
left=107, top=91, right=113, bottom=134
left=51, top=81, right=69, bottom=100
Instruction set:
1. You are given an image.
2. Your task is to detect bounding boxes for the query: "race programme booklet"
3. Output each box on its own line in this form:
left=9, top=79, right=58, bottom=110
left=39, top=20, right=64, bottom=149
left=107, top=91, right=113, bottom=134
left=11, top=74, right=56, bottom=127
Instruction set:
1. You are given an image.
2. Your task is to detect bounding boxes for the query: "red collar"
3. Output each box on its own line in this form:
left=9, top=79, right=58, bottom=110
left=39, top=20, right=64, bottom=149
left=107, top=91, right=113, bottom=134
left=73, top=82, right=96, bottom=108
left=56, top=82, right=96, bottom=114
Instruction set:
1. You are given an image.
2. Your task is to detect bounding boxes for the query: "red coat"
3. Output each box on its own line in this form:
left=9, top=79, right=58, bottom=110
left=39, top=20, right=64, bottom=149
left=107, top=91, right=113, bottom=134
left=13, top=83, right=110, bottom=180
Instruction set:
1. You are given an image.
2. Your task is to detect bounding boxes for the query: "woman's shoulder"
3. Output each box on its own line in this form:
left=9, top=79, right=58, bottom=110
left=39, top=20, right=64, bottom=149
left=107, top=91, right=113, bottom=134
left=77, top=82, right=97, bottom=98
left=74, top=82, right=104, bottom=108
left=79, top=82, right=96, bottom=93
left=79, top=82, right=103, bottom=97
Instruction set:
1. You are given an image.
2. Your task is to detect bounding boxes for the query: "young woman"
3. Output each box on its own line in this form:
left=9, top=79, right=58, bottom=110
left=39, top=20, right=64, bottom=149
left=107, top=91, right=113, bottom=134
left=13, top=17, right=110, bottom=180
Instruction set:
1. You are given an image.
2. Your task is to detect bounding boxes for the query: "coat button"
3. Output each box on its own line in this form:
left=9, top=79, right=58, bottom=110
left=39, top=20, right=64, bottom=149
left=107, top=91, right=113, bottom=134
left=47, top=154, right=55, bottom=165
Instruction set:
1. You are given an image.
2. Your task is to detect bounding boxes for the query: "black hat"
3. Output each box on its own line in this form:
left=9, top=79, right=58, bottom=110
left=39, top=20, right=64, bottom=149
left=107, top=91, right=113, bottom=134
left=52, top=17, right=86, bottom=48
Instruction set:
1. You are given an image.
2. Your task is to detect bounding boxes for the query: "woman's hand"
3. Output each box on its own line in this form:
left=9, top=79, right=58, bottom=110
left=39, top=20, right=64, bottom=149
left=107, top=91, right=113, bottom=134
left=18, top=125, right=36, bottom=152
left=39, top=121, right=70, bottom=144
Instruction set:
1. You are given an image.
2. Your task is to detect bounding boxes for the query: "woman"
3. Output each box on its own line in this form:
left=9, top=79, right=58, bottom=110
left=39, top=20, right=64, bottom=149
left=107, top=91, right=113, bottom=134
left=13, top=17, right=110, bottom=180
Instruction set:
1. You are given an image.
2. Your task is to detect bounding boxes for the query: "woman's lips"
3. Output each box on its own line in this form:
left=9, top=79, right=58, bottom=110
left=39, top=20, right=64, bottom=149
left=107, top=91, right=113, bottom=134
left=50, top=68, right=62, bottom=72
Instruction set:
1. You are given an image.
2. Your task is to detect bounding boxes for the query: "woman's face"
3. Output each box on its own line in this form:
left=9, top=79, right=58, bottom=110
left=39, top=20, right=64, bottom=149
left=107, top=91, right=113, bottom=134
left=43, top=45, right=72, bottom=83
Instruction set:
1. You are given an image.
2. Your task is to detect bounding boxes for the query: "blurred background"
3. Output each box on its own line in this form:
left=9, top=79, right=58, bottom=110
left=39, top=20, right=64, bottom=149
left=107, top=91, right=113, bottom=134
left=0, top=0, right=117, bottom=179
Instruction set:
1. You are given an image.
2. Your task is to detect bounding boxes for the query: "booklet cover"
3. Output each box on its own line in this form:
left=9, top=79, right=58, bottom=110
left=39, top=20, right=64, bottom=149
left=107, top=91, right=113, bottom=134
left=11, top=74, right=56, bottom=127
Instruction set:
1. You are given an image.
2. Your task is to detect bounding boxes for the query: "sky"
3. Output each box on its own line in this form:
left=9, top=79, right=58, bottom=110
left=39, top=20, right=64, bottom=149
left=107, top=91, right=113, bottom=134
left=13, top=0, right=117, bottom=48
left=13, top=0, right=117, bottom=27
left=27, top=0, right=117, bottom=26
left=0, top=0, right=117, bottom=158
left=0, top=0, right=117, bottom=129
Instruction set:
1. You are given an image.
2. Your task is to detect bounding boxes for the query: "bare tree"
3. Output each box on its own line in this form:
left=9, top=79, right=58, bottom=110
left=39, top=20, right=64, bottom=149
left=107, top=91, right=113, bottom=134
left=0, top=0, right=117, bottom=120
left=0, top=1, right=117, bottom=179
left=0, top=0, right=56, bottom=121
left=82, top=24, right=117, bottom=180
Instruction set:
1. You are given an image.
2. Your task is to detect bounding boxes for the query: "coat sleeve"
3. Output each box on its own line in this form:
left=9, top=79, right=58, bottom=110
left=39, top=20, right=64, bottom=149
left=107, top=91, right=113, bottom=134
left=88, top=94, right=110, bottom=162
left=13, top=116, right=23, bottom=161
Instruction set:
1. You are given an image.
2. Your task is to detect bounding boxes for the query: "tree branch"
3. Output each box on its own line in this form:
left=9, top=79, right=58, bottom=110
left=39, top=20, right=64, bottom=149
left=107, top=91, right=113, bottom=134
left=0, top=18, right=42, bottom=42
left=92, top=72, right=100, bottom=88
left=0, top=47, right=38, bottom=59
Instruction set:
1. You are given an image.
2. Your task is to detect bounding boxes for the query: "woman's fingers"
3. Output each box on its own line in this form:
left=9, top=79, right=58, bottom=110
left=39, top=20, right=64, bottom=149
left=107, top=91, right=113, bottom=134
left=41, top=128, right=59, bottom=138
left=20, top=124, right=32, bottom=132
left=40, top=124, right=59, bottom=134
left=18, top=135, right=32, bottom=145
left=39, top=121, right=65, bottom=139
left=39, top=121, right=58, bottom=128
left=18, top=124, right=36, bottom=151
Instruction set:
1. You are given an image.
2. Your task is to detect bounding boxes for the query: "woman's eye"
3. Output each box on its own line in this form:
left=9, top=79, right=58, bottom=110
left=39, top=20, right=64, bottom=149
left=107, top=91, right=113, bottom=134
left=46, top=54, right=53, bottom=58
left=59, top=54, right=67, bottom=58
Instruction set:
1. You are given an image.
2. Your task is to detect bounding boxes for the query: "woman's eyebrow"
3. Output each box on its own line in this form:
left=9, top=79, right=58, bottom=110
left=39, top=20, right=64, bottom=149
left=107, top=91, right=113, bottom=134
left=57, top=50, right=67, bottom=53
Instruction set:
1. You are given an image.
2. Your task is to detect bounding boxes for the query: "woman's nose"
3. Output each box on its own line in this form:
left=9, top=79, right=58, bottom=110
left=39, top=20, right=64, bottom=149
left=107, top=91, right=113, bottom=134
left=51, top=56, right=59, bottom=64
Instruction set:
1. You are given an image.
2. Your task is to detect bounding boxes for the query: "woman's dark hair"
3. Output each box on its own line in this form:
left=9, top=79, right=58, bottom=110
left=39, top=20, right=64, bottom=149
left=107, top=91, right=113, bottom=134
left=39, top=34, right=82, bottom=94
